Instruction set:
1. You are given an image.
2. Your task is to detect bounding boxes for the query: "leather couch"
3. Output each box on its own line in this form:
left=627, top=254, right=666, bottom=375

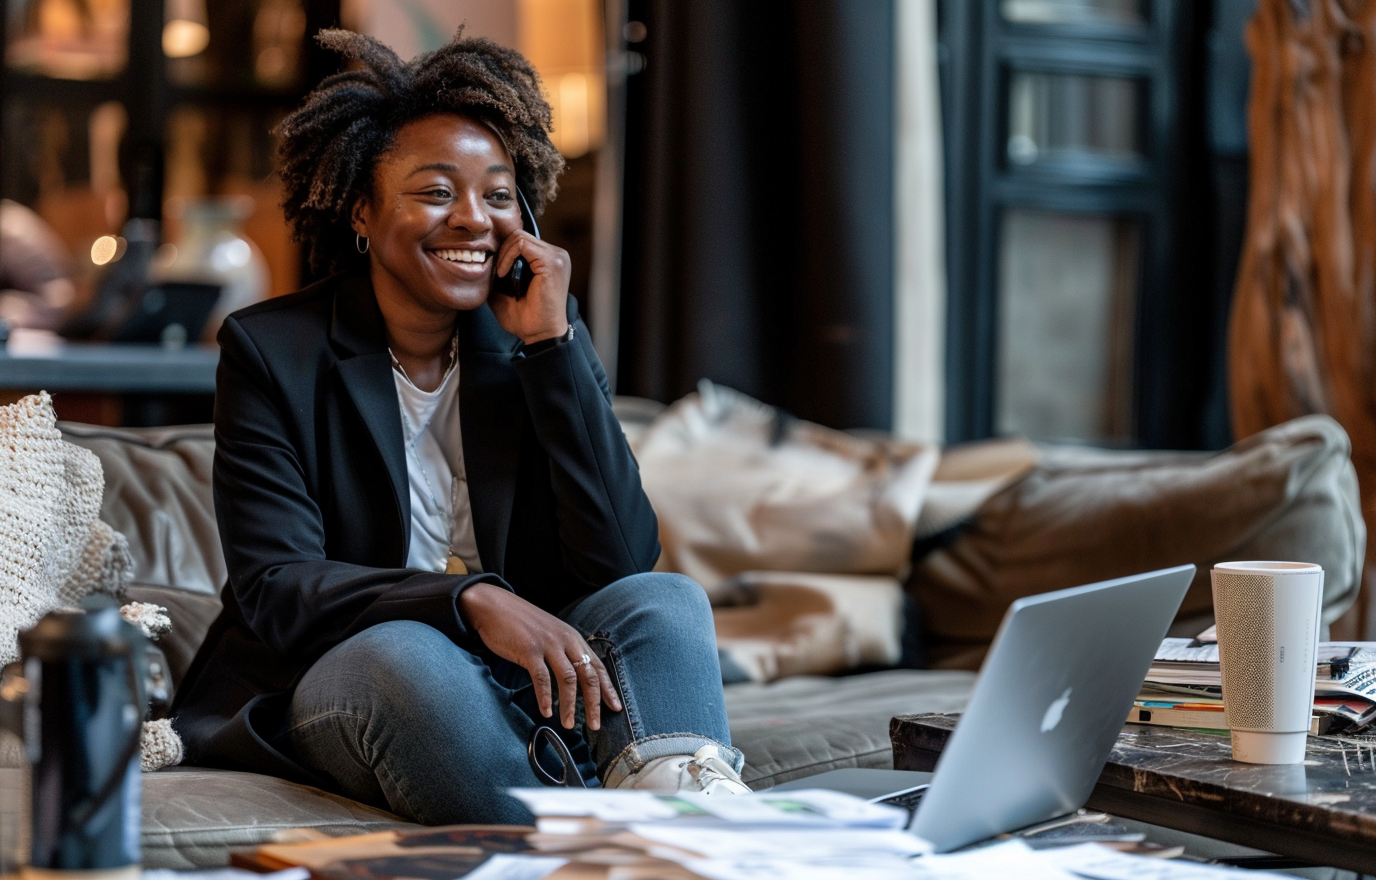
left=60, top=407, right=1363, bottom=868
left=61, top=421, right=974, bottom=869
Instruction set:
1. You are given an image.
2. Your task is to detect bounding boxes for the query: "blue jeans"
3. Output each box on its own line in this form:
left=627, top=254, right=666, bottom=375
left=279, top=572, right=742, bottom=824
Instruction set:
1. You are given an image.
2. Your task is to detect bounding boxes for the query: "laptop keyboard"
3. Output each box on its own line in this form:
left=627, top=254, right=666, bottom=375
left=876, top=785, right=929, bottom=812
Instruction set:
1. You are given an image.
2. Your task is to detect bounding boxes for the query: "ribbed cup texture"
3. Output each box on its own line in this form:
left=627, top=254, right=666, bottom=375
left=1213, top=572, right=1277, bottom=728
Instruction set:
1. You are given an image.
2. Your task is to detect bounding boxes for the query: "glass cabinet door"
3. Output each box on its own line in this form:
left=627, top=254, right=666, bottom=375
left=939, top=0, right=1194, bottom=447
left=1006, top=70, right=1144, bottom=168
left=1000, top=0, right=1145, bottom=27
left=995, top=209, right=1140, bottom=442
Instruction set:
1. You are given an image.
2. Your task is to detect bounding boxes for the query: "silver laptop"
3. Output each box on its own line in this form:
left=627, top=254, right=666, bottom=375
left=773, top=564, right=1195, bottom=852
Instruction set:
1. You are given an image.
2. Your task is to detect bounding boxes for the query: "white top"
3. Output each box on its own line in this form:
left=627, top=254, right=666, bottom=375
left=391, top=354, right=483, bottom=574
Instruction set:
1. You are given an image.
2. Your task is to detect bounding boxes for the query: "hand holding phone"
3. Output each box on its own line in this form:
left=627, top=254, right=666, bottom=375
left=490, top=187, right=572, bottom=346
left=494, top=187, right=540, bottom=300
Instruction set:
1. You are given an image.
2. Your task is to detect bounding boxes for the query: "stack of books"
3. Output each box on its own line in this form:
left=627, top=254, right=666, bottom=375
left=1131, top=636, right=1376, bottom=734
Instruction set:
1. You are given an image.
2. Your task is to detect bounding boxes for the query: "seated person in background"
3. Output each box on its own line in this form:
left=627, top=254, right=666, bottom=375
left=172, top=28, right=748, bottom=825
left=0, top=200, right=76, bottom=331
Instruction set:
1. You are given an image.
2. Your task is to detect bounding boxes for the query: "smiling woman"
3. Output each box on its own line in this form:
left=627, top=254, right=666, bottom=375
left=169, top=28, right=749, bottom=825
left=352, top=115, right=572, bottom=391
left=355, top=118, right=525, bottom=314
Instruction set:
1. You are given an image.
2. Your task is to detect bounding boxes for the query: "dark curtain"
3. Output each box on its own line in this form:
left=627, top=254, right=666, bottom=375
left=616, top=0, right=896, bottom=431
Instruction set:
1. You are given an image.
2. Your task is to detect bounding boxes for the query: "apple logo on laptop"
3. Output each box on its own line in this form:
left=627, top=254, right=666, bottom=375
left=1041, top=687, right=1072, bottom=733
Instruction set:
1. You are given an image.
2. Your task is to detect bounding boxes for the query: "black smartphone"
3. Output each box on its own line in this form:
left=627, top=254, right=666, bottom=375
left=495, top=187, right=540, bottom=299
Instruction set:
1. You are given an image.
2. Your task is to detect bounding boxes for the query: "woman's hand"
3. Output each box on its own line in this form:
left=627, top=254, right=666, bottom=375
left=458, top=583, right=622, bottom=729
left=488, top=231, right=571, bottom=345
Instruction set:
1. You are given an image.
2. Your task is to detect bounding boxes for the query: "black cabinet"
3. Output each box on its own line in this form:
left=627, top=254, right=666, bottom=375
left=940, top=0, right=1238, bottom=449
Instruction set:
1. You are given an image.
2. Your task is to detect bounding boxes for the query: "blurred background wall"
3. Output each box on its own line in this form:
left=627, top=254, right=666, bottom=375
left=615, top=0, right=897, bottom=432
left=0, top=0, right=1258, bottom=451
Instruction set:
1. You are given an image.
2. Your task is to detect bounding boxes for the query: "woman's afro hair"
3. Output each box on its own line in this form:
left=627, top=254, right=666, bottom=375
left=276, top=28, right=565, bottom=275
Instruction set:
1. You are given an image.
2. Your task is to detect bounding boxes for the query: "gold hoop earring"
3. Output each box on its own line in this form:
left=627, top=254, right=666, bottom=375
left=356, top=234, right=369, bottom=254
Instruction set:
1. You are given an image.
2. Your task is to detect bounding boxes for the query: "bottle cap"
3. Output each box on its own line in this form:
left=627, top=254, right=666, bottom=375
left=18, top=606, right=141, bottom=662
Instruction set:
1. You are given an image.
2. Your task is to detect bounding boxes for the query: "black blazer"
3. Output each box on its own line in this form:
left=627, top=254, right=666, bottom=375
left=172, top=272, right=660, bottom=783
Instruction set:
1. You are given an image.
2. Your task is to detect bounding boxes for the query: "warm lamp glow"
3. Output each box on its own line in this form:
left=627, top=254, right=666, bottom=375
left=91, top=235, right=121, bottom=265
left=164, top=0, right=209, bottom=58
left=7, top=0, right=129, bottom=79
left=554, top=73, right=591, bottom=158
left=515, top=0, right=606, bottom=157
left=163, top=20, right=209, bottom=58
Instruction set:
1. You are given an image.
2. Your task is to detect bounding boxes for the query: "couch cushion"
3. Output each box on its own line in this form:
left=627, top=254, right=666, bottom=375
left=131, top=670, right=971, bottom=867
left=713, top=573, right=906, bottom=682
left=59, top=422, right=222, bottom=597
left=913, top=415, right=1366, bottom=669
left=141, top=767, right=417, bottom=869
left=725, top=669, right=973, bottom=789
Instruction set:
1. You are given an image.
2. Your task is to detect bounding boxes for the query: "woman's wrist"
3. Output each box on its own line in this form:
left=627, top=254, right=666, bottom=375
left=457, top=581, right=506, bottom=627
left=518, top=322, right=575, bottom=354
left=518, top=321, right=572, bottom=347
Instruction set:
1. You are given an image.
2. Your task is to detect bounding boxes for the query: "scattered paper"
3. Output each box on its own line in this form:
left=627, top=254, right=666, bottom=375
left=679, top=789, right=907, bottom=828
left=1039, top=843, right=1293, bottom=879
left=509, top=787, right=1303, bottom=879
left=509, top=787, right=907, bottom=829
left=1148, top=638, right=1376, bottom=730
left=1154, top=640, right=1222, bottom=664
left=145, top=870, right=310, bottom=880
left=685, top=857, right=929, bottom=880
left=459, top=854, right=568, bottom=880
left=631, top=825, right=933, bottom=860
left=511, top=789, right=684, bottom=823
left=906, top=841, right=1078, bottom=879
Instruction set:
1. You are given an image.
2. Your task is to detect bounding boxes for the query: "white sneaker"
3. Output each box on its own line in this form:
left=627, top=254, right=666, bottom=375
left=615, top=744, right=752, bottom=795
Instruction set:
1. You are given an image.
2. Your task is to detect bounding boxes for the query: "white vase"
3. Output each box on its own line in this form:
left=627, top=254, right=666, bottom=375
left=154, top=196, right=269, bottom=341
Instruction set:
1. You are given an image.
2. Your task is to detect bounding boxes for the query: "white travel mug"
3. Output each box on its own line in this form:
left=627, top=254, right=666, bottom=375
left=1211, top=561, right=1323, bottom=764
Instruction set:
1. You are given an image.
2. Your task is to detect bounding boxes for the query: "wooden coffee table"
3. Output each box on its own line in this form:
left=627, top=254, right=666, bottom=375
left=891, top=713, right=1376, bottom=873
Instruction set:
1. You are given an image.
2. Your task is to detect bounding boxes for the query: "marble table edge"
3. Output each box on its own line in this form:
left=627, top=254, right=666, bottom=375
left=890, top=712, right=1376, bottom=842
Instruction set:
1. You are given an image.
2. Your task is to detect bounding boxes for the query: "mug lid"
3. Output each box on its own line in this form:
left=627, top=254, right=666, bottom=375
left=1213, top=561, right=1322, bottom=575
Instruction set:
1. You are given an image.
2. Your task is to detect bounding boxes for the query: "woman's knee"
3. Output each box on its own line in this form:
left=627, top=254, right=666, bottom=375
left=597, top=572, right=713, bottom=633
left=326, top=619, right=449, bottom=664
left=304, top=620, right=484, bottom=701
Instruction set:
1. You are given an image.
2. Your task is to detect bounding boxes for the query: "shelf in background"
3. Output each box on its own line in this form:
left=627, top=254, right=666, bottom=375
left=0, top=333, right=217, bottom=394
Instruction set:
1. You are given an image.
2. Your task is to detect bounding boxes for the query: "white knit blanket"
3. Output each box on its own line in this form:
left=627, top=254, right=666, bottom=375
left=0, top=395, right=184, bottom=770
left=0, top=392, right=133, bottom=661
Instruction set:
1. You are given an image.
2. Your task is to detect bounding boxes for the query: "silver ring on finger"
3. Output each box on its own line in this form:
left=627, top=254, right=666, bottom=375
left=572, top=652, right=592, bottom=669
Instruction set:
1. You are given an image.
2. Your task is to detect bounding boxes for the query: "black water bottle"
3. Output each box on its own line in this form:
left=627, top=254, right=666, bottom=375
left=6, top=605, right=145, bottom=879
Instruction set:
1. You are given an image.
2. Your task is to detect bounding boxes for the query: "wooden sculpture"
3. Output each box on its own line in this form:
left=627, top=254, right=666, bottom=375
left=1230, top=0, right=1376, bottom=637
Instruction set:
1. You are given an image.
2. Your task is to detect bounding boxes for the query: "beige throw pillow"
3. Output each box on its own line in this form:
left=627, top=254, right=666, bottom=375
left=637, top=381, right=940, bottom=587
left=712, top=572, right=905, bottom=682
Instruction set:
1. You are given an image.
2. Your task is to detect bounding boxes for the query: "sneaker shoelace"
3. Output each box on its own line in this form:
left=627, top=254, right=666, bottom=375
left=686, top=753, right=747, bottom=794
